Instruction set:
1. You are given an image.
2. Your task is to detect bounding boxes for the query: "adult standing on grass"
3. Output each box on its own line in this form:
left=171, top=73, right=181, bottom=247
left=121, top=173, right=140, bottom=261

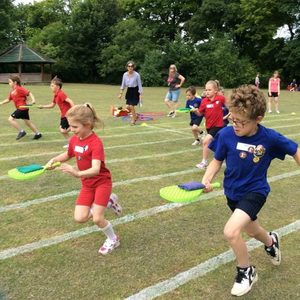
left=38, top=77, right=74, bottom=147
left=268, top=71, right=280, bottom=113
left=202, top=84, right=300, bottom=297
left=47, top=103, right=122, bottom=255
left=164, top=64, right=185, bottom=118
left=118, top=60, right=143, bottom=125
left=0, top=74, right=42, bottom=140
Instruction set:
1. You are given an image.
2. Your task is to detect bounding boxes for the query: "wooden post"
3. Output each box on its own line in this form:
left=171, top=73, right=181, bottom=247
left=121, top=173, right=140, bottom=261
left=18, top=63, right=22, bottom=78
left=41, top=63, right=44, bottom=82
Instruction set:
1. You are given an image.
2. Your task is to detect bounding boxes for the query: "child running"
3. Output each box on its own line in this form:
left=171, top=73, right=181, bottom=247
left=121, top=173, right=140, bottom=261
left=185, top=86, right=204, bottom=145
left=0, top=75, right=42, bottom=140
left=38, top=77, right=74, bottom=146
left=192, top=80, right=226, bottom=169
left=46, top=103, right=122, bottom=255
left=202, top=85, right=300, bottom=296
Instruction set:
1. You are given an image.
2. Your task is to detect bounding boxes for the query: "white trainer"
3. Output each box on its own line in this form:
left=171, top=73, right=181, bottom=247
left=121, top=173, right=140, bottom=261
left=264, top=231, right=281, bottom=265
left=98, top=236, right=120, bottom=255
left=108, top=193, right=122, bottom=216
left=231, top=266, right=258, bottom=297
left=192, top=140, right=201, bottom=146
left=196, top=161, right=208, bottom=169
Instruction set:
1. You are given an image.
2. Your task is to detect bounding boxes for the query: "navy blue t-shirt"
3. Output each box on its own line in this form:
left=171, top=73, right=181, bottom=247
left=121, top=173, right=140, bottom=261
left=209, top=125, right=298, bottom=200
left=186, top=97, right=203, bottom=122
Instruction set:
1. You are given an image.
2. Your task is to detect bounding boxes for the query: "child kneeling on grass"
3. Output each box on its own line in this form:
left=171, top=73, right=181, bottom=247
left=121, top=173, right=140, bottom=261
left=202, top=84, right=300, bottom=296
left=47, top=103, right=122, bottom=255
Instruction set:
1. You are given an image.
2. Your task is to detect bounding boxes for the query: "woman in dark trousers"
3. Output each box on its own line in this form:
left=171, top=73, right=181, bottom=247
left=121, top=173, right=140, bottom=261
left=118, top=61, right=143, bottom=125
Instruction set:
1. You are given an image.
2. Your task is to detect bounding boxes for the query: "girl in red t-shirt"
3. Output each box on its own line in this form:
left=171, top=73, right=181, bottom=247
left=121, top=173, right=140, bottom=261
left=192, top=80, right=226, bottom=169
left=0, top=75, right=42, bottom=140
left=47, top=103, right=122, bottom=255
left=268, top=71, right=280, bottom=113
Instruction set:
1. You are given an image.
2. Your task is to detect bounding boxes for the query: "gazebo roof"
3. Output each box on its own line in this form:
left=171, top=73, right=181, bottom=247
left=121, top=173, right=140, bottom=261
left=0, top=44, right=56, bottom=64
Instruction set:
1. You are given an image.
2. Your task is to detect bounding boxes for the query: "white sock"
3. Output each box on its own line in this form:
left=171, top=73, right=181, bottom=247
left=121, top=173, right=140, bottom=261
left=100, top=222, right=117, bottom=241
left=106, top=198, right=112, bottom=209
left=201, top=159, right=208, bottom=164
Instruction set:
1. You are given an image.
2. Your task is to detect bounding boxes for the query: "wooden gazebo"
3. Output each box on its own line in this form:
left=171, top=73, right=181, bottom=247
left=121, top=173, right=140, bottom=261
left=0, top=43, right=56, bottom=83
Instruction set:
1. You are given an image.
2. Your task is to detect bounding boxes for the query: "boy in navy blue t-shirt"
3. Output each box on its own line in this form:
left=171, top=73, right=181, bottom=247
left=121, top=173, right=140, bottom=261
left=202, top=85, right=300, bottom=297
left=185, top=86, right=204, bottom=145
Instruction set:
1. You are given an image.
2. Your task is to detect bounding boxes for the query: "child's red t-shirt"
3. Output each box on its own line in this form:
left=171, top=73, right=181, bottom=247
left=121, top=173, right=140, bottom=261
left=199, top=95, right=225, bottom=128
left=68, top=132, right=112, bottom=188
left=9, top=86, right=30, bottom=110
left=52, top=89, right=71, bottom=117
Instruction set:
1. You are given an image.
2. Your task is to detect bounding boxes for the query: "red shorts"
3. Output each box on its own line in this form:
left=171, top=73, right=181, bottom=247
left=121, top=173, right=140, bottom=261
left=76, top=184, right=112, bottom=207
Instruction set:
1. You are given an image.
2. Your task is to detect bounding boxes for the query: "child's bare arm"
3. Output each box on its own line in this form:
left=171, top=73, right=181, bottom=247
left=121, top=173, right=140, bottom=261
left=0, top=99, right=9, bottom=105
left=28, top=92, right=36, bottom=104
left=46, top=152, right=70, bottom=168
left=202, top=158, right=223, bottom=191
left=65, top=97, right=74, bottom=107
left=38, top=102, right=56, bottom=109
left=60, top=159, right=101, bottom=178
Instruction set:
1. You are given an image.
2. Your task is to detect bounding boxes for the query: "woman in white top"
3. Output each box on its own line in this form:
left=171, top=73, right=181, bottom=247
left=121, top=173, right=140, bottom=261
left=119, top=61, right=143, bottom=125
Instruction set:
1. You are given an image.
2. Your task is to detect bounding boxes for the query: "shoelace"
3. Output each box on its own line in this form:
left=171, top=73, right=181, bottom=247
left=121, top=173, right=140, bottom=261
left=235, top=270, right=247, bottom=283
left=265, top=245, right=276, bottom=257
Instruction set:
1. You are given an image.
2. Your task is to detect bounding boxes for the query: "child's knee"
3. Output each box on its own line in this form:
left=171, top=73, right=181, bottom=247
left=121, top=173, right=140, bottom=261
left=74, top=215, right=88, bottom=223
left=93, top=215, right=106, bottom=227
left=224, top=226, right=239, bottom=241
left=192, top=125, right=198, bottom=132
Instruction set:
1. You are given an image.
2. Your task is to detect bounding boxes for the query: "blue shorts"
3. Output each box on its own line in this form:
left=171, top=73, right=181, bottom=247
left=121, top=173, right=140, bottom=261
left=190, top=117, right=203, bottom=127
left=226, top=192, right=266, bottom=221
left=165, top=89, right=180, bottom=102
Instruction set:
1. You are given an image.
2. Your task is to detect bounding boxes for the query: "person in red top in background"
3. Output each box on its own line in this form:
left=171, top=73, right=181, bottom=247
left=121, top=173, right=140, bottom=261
left=0, top=75, right=42, bottom=140
left=192, top=80, right=226, bottom=169
left=38, top=77, right=74, bottom=147
left=46, top=103, right=122, bottom=255
left=268, top=71, right=281, bottom=114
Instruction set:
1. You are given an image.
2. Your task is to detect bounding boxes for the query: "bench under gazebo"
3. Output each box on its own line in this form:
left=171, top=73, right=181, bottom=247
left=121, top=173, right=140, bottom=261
left=0, top=43, right=56, bottom=84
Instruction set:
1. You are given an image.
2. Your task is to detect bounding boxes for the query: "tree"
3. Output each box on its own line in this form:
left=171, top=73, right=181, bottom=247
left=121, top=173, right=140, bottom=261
left=0, top=0, right=14, bottom=50
left=120, top=0, right=199, bottom=42
left=100, top=18, right=155, bottom=83
left=64, top=0, right=121, bottom=81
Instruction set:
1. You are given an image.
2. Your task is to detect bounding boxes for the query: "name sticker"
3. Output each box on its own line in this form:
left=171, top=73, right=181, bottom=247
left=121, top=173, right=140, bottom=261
left=236, top=142, right=256, bottom=152
left=74, top=145, right=84, bottom=153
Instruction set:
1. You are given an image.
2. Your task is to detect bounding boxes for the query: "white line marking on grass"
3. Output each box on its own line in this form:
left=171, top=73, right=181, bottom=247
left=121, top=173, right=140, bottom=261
left=0, top=131, right=153, bottom=147
left=125, top=220, right=300, bottom=300
left=0, top=190, right=223, bottom=260
left=0, top=170, right=299, bottom=260
left=107, top=148, right=199, bottom=163
left=0, top=127, right=183, bottom=148
left=0, top=168, right=201, bottom=213
left=146, top=124, right=187, bottom=135
left=0, top=152, right=62, bottom=162
left=0, top=137, right=191, bottom=162
left=0, top=146, right=198, bottom=180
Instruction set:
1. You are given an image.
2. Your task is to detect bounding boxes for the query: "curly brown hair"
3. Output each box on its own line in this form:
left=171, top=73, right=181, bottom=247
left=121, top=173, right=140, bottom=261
left=229, top=85, right=266, bottom=119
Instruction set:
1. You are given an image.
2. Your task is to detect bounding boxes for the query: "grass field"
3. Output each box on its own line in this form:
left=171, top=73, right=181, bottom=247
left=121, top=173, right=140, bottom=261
left=0, top=84, right=299, bottom=300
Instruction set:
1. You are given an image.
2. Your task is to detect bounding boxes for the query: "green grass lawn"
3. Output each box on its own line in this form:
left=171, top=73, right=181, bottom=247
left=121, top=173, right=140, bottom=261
left=0, top=84, right=299, bottom=300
